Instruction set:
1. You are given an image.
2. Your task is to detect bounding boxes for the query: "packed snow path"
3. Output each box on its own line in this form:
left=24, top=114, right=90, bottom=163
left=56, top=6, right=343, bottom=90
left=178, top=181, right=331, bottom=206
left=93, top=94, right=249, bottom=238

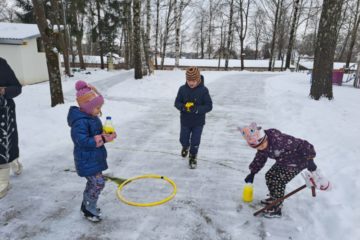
left=0, top=70, right=349, bottom=240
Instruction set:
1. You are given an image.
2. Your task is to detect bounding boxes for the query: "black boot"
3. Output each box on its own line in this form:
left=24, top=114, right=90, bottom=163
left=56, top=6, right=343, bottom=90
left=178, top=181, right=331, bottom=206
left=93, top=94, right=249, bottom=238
left=260, top=196, right=275, bottom=205
left=189, top=154, right=197, bottom=169
left=81, top=201, right=102, bottom=222
left=181, top=147, right=189, bottom=157
left=263, top=203, right=282, bottom=218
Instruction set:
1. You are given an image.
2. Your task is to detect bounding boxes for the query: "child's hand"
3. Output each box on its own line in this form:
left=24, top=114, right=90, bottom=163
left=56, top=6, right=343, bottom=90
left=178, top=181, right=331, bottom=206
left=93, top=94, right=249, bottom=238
left=94, top=135, right=104, bottom=147
left=244, top=172, right=255, bottom=183
left=102, top=132, right=117, bottom=142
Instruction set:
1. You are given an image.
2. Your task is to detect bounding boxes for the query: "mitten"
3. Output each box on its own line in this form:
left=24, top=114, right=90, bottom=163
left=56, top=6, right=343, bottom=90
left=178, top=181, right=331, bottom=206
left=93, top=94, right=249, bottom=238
left=102, top=132, right=117, bottom=142
left=244, top=172, right=255, bottom=183
left=307, top=159, right=317, bottom=172
left=94, top=134, right=104, bottom=147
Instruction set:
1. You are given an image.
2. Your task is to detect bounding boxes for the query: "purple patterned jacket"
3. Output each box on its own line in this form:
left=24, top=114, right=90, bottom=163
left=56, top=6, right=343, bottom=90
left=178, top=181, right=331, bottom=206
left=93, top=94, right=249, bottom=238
left=249, top=129, right=316, bottom=174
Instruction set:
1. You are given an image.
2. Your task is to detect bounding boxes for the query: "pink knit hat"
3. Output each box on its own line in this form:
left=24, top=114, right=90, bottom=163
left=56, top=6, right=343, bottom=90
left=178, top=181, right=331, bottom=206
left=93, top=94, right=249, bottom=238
left=239, top=122, right=267, bottom=148
left=75, top=80, right=104, bottom=114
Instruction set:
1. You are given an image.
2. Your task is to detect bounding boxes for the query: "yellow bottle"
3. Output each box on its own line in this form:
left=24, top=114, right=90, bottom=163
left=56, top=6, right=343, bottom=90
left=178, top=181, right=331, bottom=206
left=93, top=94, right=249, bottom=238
left=242, top=184, right=254, bottom=202
left=185, top=102, right=194, bottom=112
left=103, top=116, right=115, bottom=143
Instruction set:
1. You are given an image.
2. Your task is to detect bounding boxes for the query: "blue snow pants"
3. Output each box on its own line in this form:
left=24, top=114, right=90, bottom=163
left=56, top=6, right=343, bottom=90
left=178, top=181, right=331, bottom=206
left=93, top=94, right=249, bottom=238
left=180, top=125, right=204, bottom=155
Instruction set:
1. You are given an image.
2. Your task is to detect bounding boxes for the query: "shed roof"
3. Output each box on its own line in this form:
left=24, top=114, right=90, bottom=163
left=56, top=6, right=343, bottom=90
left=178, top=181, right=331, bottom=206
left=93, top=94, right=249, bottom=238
left=0, top=22, right=40, bottom=45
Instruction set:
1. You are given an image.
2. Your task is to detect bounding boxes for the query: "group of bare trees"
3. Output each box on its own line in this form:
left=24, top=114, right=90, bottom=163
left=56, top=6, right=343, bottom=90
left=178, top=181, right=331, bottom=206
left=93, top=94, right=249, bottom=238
left=1, top=0, right=359, bottom=106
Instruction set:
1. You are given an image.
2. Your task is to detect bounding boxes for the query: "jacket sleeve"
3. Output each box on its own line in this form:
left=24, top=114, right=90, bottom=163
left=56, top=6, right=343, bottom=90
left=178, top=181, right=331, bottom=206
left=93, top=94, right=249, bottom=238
left=71, top=120, right=97, bottom=148
left=174, top=88, right=184, bottom=111
left=196, top=88, right=213, bottom=114
left=0, top=59, right=22, bottom=99
left=249, top=150, right=269, bottom=174
left=298, top=140, right=316, bottom=160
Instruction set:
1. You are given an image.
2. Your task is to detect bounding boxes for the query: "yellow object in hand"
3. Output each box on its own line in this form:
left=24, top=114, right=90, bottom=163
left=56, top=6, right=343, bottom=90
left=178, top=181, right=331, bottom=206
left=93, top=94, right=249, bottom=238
left=103, top=116, right=116, bottom=142
left=242, top=184, right=254, bottom=202
left=103, top=125, right=115, bottom=134
left=185, top=102, right=194, bottom=112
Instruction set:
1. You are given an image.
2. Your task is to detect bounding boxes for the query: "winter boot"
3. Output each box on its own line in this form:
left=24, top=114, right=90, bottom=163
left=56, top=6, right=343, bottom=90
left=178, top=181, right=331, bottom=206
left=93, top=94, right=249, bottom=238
left=260, top=196, right=275, bottom=206
left=189, top=154, right=197, bottom=169
left=263, top=203, right=282, bottom=218
left=81, top=199, right=102, bottom=222
left=0, top=164, right=10, bottom=199
left=181, top=147, right=189, bottom=158
left=10, top=158, right=23, bottom=175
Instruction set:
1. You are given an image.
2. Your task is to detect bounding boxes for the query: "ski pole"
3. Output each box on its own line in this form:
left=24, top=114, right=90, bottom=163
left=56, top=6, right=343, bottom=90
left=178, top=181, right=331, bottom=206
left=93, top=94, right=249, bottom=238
left=253, top=184, right=307, bottom=216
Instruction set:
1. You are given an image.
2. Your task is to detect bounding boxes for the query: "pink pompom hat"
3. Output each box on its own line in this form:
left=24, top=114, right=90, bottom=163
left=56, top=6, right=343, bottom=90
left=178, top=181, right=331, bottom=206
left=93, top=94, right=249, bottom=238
left=75, top=80, right=104, bottom=114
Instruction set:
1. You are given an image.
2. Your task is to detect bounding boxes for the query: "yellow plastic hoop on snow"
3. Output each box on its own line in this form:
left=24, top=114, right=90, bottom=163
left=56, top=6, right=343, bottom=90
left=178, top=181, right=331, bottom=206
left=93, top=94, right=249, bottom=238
left=116, top=174, right=177, bottom=207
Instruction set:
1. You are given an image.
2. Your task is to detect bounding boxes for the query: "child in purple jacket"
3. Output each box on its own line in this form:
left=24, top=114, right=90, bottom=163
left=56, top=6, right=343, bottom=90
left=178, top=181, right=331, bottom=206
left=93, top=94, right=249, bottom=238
left=239, top=122, right=328, bottom=218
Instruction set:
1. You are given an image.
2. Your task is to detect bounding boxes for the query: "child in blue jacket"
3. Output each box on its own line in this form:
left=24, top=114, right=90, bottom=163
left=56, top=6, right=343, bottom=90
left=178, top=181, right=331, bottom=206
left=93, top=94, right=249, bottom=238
left=67, top=80, right=116, bottom=222
left=174, top=67, right=213, bottom=169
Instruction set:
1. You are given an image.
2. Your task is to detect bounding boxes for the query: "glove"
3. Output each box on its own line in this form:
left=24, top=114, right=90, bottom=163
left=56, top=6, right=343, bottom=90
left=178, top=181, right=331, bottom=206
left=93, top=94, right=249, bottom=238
left=301, top=170, right=331, bottom=191
left=307, top=159, right=317, bottom=172
left=244, top=172, right=255, bottom=183
left=94, top=134, right=104, bottom=147
left=102, top=132, right=117, bottom=142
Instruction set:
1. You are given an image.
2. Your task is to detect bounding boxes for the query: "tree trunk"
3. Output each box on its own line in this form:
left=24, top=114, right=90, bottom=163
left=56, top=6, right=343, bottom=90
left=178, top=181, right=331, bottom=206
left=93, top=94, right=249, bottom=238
left=200, top=15, right=205, bottom=59
left=160, top=0, right=173, bottom=70
left=96, top=0, right=104, bottom=69
left=237, top=0, right=250, bottom=70
left=155, top=0, right=160, bottom=69
left=225, top=0, right=234, bottom=70
left=268, top=0, right=282, bottom=71
left=310, top=0, right=344, bottom=100
left=32, top=0, right=64, bottom=107
left=285, top=0, right=300, bottom=70
left=133, top=0, right=142, bottom=79
left=345, top=0, right=360, bottom=68
left=354, top=57, right=360, bottom=88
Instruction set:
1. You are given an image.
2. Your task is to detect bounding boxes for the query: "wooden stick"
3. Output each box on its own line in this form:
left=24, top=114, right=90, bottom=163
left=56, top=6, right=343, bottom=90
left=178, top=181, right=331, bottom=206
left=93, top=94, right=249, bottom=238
left=253, top=184, right=307, bottom=216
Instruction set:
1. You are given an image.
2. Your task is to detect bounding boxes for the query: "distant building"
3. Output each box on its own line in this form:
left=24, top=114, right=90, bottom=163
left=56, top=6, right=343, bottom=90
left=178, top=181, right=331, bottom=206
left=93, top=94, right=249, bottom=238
left=0, top=22, right=49, bottom=85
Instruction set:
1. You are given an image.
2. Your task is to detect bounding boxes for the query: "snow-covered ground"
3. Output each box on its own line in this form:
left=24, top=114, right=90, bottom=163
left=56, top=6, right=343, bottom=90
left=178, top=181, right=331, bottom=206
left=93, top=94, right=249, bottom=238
left=0, top=69, right=359, bottom=240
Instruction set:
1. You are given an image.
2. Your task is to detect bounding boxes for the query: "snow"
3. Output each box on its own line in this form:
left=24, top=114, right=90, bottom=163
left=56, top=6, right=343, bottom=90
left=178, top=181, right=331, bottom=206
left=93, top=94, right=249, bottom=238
left=0, top=68, right=359, bottom=239
left=0, top=23, right=40, bottom=40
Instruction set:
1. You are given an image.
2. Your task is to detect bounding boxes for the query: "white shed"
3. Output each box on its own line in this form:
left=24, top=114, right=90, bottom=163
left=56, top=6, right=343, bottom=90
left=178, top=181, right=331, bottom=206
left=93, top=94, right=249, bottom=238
left=0, top=22, right=48, bottom=85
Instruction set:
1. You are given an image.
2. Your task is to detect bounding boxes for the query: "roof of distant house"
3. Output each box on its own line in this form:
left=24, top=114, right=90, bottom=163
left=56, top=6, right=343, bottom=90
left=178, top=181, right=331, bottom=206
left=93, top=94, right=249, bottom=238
left=0, top=22, right=40, bottom=45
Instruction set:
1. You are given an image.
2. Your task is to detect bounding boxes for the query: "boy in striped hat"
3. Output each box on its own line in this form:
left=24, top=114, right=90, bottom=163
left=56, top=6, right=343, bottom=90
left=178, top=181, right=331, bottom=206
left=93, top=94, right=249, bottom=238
left=174, top=67, right=213, bottom=169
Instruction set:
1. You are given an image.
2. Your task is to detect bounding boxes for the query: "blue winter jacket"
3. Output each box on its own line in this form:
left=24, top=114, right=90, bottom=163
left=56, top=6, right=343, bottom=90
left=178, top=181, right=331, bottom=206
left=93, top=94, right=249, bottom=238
left=67, top=106, right=108, bottom=177
left=174, top=75, right=213, bottom=127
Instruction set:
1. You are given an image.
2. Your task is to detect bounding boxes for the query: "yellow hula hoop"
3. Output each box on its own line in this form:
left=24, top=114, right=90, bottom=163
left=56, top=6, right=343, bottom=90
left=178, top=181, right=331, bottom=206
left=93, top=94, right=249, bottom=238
left=116, top=174, right=177, bottom=207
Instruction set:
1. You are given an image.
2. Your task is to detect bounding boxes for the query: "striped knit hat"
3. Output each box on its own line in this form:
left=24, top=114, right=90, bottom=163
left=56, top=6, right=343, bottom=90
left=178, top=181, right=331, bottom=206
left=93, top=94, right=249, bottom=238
left=186, top=66, right=201, bottom=82
left=75, top=80, right=104, bottom=115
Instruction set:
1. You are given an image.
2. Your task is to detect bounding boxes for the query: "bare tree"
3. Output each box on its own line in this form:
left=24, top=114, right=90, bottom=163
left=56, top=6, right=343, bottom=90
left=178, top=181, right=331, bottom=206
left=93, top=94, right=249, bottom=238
left=249, top=8, right=265, bottom=59
left=235, top=0, right=250, bottom=70
left=345, top=0, right=360, bottom=68
left=268, top=0, right=284, bottom=71
left=32, top=0, right=64, bottom=107
left=160, top=0, right=174, bottom=69
left=133, top=0, right=142, bottom=79
left=310, top=0, right=344, bottom=100
left=225, top=0, right=234, bottom=70
left=285, top=0, right=300, bottom=69
left=154, top=0, right=160, bottom=69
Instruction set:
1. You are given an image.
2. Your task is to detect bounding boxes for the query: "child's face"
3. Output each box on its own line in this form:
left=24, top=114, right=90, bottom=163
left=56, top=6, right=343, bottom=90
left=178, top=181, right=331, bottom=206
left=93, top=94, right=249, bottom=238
left=91, top=104, right=103, bottom=117
left=187, top=79, right=200, bottom=88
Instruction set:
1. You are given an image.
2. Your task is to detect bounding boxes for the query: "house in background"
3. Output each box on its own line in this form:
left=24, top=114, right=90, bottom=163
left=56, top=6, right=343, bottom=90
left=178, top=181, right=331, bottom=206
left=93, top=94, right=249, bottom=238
left=0, top=22, right=48, bottom=85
